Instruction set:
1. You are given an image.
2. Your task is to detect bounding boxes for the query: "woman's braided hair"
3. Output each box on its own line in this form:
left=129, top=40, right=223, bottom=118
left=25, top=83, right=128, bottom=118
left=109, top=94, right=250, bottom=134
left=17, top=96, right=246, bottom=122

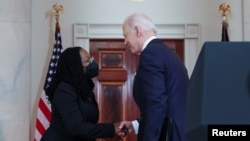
left=45, top=47, right=95, bottom=103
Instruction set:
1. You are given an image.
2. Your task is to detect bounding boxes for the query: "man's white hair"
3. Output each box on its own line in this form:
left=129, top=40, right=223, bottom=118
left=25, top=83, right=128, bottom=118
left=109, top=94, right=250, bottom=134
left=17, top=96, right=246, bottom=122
left=125, top=13, right=157, bottom=34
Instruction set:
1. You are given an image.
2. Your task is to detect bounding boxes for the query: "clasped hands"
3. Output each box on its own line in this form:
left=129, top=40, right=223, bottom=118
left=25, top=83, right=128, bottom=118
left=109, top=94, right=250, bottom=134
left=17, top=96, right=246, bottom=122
left=114, top=121, right=134, bottom=138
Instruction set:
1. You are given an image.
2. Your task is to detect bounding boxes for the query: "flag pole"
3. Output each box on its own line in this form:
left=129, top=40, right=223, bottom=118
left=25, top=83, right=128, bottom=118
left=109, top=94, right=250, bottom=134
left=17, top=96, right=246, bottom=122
left=33, top=3, right=64, bottom=141
left=219, top=3, right=231, bottom=22
left=52, top=3, right=64, bottom=28
left=219, top=3, right=231, bottom=41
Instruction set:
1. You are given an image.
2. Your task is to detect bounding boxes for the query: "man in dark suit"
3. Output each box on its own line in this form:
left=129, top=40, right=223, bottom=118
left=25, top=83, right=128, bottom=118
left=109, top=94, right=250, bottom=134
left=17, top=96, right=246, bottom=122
left=120, top=13, right=189, bottom=141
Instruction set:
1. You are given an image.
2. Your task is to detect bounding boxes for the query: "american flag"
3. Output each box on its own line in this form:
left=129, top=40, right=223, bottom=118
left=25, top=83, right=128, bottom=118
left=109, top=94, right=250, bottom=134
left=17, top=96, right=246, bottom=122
left=221, top=21, right=230, bottom=41
left=34, top=21, right=63, bottom=141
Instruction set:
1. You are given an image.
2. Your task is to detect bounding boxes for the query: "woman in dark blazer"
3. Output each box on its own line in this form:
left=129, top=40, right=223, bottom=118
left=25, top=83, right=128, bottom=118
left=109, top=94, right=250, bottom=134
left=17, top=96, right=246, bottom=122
left=40, top=47, right=121, bottom=141
left=121, top=13, right=189, bottom=141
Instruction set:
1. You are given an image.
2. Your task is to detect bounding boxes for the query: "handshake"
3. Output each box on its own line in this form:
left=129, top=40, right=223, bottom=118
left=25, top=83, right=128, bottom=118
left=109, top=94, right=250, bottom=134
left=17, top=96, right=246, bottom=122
left=114, top=121, right=134, bottom=138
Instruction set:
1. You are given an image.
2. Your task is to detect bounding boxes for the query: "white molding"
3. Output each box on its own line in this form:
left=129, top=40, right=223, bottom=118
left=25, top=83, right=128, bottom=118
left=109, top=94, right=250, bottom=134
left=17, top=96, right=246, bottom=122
left=73, top=23, right=201, bottom=77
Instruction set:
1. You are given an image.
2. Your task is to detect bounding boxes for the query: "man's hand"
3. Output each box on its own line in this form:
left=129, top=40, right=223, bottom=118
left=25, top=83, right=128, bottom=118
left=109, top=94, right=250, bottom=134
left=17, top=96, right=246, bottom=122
left=119, top=121, right=134, bottom=134
left=114, top=122, right=127, bottom=138
left=114, top=121, right=134, bottom=139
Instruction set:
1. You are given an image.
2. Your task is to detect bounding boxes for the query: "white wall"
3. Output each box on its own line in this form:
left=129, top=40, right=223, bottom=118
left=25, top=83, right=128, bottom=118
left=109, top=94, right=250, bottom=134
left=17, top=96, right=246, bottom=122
left=0, top=0, right=247, bottom=141
left=243, top=0, right=250, bottom=40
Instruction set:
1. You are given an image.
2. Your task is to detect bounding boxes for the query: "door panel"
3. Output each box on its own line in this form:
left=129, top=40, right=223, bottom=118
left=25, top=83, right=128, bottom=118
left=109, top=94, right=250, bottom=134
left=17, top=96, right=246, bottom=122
left=90, top=39, right=138, bottom=141
left=90, top=39, right=184, bottom=141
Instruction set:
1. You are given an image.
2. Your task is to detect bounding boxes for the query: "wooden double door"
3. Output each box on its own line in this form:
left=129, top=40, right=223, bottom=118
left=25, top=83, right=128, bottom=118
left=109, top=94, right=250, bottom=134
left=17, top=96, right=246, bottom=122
left=90, top=39, right=184, bottom=141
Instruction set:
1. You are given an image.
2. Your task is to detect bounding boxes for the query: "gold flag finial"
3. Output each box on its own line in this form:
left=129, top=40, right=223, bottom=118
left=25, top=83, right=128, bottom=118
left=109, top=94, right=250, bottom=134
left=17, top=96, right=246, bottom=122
left=52, top=3, right=64, bottom=22
left=219, top=3, right=231, bottom=21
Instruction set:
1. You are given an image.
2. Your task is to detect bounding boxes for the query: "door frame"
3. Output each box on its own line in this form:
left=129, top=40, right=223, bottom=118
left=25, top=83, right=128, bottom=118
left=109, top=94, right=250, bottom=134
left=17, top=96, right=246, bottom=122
left=73, top=23, right=200, bottom=77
